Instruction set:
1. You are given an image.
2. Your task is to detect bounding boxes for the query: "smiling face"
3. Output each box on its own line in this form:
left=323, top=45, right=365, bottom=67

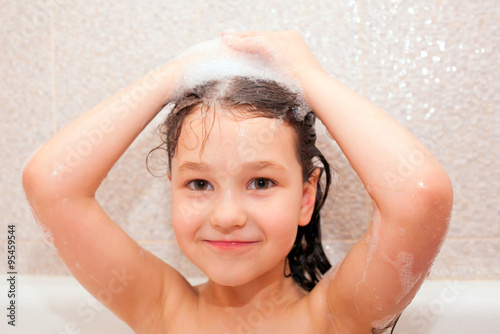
left=169, top=106, right=317, bottom=286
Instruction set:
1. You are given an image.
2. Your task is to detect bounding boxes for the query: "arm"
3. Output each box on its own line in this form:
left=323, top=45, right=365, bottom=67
left=22, top=62, right=192, bottom=331
left=222, top=30, right=453, bottom=332
left=300, top=69, right=453, bottom=332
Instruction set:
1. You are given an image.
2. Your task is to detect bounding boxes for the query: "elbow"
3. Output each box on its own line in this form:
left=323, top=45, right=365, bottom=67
left=22, top=161, right=36, bottom=199
left=417, top=166, right=453, bottom=209
left=378, top=163, right=454, bottom=232
left=409, top=167, right=454, bottom=232
left=22, top=156, right=57, bottom=204
left=22, top=159, right=42, bottom=204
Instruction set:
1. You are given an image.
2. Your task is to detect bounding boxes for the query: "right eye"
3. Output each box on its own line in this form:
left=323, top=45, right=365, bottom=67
left=186, top=179, right=213, bottom=191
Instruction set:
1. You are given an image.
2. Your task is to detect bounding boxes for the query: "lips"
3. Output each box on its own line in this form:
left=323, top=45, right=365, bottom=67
left=205, top=240, right=259, bottom=250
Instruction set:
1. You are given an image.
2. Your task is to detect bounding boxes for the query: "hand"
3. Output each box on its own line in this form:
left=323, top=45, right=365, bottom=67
left=220, top=30, right=325, bottom=82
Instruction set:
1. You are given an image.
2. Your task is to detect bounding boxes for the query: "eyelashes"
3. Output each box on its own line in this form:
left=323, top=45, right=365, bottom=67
left=248, top=178, right=275, bottom=190
left=187, top=179, right=213, bottom=191
left=186, top=178, right=276, bottom=191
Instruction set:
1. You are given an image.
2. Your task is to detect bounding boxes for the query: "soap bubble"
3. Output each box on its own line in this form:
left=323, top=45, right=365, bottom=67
left=169, top=38, right=311, bottom=121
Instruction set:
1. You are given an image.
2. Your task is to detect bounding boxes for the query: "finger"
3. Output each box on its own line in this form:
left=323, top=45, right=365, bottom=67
left=222, top=34, right=266, bottom=54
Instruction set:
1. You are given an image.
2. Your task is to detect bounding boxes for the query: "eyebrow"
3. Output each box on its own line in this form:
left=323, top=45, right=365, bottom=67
left=177, top=160, right=286, bottom=173
left=177, top=161, right=209, bottom=172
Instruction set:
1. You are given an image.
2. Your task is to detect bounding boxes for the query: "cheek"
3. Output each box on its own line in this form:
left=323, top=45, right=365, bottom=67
left=266, top=221, right=297, bottom=248
left=256, top=196, right=302, bottom=244
left=171, top=194, right=207, bottom=240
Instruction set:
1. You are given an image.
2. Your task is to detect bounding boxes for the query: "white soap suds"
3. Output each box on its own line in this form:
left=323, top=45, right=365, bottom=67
left=51, top=165, right=63, bottom=178
left=382, top=251, right=422, bottom=304
left=270, top=118, right=284, bottom=133
left=170, top=38, right=310, bottom=121
left=355, top=208, right=382, bottom=313
left=363, top=209, right=382, bottom=281
left=30, top=206, right=56, bottom=250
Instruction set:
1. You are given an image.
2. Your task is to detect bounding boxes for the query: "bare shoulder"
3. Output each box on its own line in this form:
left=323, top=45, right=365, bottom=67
left=295, top=267, right=344, bottom=333
left=158, top=279, right=336, bottom=334
left=136, top=267, right=198, bottom=333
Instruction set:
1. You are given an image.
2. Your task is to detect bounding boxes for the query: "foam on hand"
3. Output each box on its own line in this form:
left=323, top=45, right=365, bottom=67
left=169, top=38, right=311, bottom=121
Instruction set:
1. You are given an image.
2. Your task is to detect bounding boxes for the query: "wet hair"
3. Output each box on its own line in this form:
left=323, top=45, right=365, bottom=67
left=149, top=76, right=332, bottom=291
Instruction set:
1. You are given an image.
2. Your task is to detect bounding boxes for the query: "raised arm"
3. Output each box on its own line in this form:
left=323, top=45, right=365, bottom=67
left=222, top=30, right=453, bottom=332
left=298, top=63, right=453, bottom=332
left=22, top=62, right=191, bottom=331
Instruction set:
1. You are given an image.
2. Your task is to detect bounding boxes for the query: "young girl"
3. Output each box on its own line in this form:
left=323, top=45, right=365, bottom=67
left=23, top=30, right=453, bottom=333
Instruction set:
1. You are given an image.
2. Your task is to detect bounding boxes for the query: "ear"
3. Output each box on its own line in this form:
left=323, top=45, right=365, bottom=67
left=167, top=171, right=172, bottom=181
left=298, top=168, right=320, bottom=227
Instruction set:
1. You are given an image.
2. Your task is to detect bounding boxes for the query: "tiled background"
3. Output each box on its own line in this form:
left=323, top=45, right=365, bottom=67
left=1, top=0, right=498, bottom=281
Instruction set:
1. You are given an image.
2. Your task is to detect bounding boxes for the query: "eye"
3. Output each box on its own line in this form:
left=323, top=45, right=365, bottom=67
left=249, top=178, right=275, bottom=190
left=187, top=179, right=213, bottom=191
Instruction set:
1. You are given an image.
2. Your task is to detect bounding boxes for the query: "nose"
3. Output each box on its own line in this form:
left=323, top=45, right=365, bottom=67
left=209, top=191, right=247, bottom=230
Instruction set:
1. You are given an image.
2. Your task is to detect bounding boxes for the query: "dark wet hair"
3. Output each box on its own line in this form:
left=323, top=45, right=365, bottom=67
left=149, top=77, right=332, bottom=291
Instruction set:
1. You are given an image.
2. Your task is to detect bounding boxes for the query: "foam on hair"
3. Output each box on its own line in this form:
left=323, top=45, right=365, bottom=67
left=170, top=38, right=311, bottom=120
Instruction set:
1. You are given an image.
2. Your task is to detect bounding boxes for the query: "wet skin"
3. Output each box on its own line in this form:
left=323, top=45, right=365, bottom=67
left=163, top=106, right=329, bottom=332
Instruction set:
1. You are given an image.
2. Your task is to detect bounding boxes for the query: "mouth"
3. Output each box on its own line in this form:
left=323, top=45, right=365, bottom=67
left=204, top=240, right=259, bottom=251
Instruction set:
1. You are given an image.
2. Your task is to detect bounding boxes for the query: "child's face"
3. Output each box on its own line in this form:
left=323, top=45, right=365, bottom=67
left=169, top=106, right=314, bottom=286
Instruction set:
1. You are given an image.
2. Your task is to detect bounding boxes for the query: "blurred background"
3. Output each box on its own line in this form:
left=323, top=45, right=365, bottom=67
left=1, top=0, right=498, bottom=283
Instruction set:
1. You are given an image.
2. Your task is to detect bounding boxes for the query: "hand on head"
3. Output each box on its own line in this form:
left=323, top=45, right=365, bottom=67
left=166, top=31, right=314, bottom=116
left=220, top=30, right=325, bottom=81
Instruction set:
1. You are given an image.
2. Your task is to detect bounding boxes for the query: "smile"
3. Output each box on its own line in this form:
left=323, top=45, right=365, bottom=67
left=204, top=240, right=259, bottom=251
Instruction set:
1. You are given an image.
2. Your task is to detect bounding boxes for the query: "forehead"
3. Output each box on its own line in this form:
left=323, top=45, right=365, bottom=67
left=172, top=106, right=299, bottom=167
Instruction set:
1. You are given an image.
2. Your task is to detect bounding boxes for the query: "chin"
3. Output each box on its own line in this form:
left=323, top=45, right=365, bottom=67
left=204, top=265, right=257, bottom=287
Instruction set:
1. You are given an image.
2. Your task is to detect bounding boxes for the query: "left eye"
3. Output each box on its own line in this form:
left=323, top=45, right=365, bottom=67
left=249, top=178, right=275, bottom=190
left=187, top=179, right=213, bottom=191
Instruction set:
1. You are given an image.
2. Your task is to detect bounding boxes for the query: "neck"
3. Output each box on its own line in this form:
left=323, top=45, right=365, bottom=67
left=197, top=260, right=306, bottom=311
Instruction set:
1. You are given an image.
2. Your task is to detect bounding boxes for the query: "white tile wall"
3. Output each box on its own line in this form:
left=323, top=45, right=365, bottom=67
left=1, top=0, right=498, bottom=280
